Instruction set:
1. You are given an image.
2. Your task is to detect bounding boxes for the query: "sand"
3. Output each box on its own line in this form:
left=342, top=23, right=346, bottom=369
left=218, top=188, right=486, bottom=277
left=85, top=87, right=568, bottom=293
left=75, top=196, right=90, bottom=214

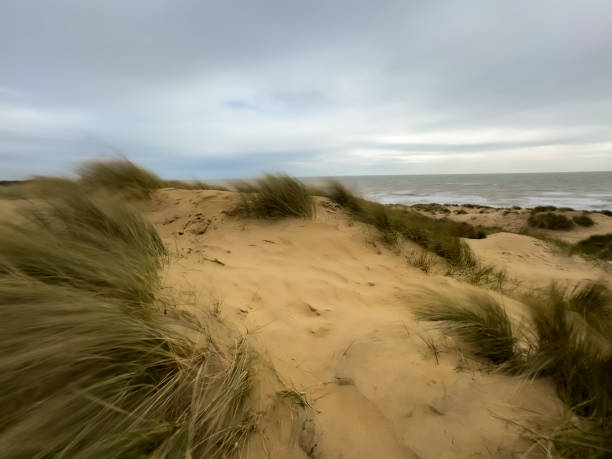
left=136, top=189, right=612, bottom=458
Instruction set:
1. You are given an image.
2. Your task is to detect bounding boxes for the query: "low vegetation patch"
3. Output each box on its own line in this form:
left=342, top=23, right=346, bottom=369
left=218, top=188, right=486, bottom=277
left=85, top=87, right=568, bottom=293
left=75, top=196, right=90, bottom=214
left=528, top=212, right=574, bottom=230
left=0, top=178, right=256, bottom=457
left=532, top=205, right=558, bottom=212
left=326, top=181, right=488, bottom=269
left=572, top=234, right=612, bottom=260
left=234, top=174, right=315, bottom=219
left=412, top=203, right=450, bottom=214
left=572, top=214, right=595, bottom=227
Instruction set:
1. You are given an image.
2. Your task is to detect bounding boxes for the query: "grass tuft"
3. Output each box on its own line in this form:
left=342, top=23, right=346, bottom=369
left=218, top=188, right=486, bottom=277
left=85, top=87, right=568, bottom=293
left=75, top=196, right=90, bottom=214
left=78, top=159, right=227, bottom=197
left=79, top=159, right=164, bottom=198
left=0, top=181, right=165, bottom=306
left=414, top=293, right=520, bottom=367
left=325, top=180, right=364, bottom=213
left=415, top=282, right=612, bottom=457
left=525, top=283, right=612, bottom=418
left=234, top=174, right=315, bottom=219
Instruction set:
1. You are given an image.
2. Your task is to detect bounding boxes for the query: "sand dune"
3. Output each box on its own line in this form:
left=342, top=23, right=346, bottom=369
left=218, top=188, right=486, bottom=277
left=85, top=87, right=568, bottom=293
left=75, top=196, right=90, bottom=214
left=466, top=232, right=610, bottom=289
left=138, top=189, right=601, bottom=458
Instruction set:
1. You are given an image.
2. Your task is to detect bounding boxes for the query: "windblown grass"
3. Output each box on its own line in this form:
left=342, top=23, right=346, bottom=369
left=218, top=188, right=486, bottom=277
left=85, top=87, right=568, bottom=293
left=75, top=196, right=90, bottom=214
left=525, top=283, right=612, bottom=417
left=78, top=159, right=226, bottom=197
left=0, top=179, right=165, bottom=306
left=414, top=293, right=521, bottom=368
left=234, top=174, right=315, bottom=219
left=0, top=180, right=257, bottom=457
left=415, top=282, right=612, bottom=456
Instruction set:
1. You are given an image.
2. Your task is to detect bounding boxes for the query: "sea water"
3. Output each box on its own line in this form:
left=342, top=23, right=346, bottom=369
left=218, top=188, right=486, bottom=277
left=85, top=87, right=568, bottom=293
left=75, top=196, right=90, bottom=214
left=305, top=171, right=612, bottom=210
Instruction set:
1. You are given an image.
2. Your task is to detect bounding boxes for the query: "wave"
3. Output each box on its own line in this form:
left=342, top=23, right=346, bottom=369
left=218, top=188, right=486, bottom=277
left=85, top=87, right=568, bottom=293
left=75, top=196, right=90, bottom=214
left=365, top=192, right=611, bottom=210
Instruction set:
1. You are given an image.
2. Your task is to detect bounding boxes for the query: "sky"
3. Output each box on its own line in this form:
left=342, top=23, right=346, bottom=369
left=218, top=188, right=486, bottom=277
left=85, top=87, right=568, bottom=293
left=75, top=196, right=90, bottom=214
left=1, top=0, right=611, bottom=179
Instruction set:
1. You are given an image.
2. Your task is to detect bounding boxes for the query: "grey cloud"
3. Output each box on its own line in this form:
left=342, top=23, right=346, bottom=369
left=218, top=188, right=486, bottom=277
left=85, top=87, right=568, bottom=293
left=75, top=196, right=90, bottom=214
left=0, top=0, right=611, bottom=178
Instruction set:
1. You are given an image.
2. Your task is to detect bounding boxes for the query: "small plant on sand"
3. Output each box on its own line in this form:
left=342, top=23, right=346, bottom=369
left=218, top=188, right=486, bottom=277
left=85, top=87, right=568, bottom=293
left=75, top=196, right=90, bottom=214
left=572, top=214, right=595, bottom=227
left=234, top=174, right=315, bottom=219
left=406, top=250, right=434, bottom=273
left=528, top=212, right=574, bottom=230
left=277, top=389, right=313, bottom=410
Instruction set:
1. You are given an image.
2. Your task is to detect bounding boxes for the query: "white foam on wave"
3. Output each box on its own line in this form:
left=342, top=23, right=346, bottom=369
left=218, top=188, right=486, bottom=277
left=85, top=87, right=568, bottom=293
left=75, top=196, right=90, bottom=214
left=366, top=192, right=611, bottom=210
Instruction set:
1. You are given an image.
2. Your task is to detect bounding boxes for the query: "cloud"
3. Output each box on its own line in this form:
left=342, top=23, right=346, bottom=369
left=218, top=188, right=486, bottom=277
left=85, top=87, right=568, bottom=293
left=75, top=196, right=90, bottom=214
left=0, top=0, right=611, bottom=179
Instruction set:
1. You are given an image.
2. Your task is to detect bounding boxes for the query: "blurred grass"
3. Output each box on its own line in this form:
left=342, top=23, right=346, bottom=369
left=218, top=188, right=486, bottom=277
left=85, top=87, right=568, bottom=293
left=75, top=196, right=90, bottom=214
left=0, top=177, right=256, bottom=457
left=78, top=159, right=228, bottom=198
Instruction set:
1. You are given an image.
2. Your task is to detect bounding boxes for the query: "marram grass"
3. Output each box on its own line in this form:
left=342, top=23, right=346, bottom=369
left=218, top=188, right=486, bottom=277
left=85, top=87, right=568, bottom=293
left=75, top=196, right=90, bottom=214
left=415, top=282, right=612, bottom=457
left=233, top=174, right=315, bottom=219
left=0, top=179, right=256, bottom=458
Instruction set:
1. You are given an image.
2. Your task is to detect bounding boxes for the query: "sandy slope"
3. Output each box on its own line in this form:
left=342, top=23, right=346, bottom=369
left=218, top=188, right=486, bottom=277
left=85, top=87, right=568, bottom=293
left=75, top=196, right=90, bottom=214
left=141, top=189, right=580, bottom=458
left=466, top=232, right=611, bottom=289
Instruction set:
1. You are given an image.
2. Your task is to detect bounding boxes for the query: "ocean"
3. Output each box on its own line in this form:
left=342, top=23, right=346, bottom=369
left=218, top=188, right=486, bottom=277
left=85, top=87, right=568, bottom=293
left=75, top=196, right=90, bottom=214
left=305, top=171, right=612, bottom=210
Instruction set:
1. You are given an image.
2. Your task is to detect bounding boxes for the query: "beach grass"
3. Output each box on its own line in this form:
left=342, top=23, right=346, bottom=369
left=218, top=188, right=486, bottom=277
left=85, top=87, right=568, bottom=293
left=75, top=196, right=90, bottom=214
left=78, top=159, right=227, bottom=197
left=0, top=179, right=257, bottom=458
left=233, top=174, right=315, bottom=219
left=415, top=282, right=612, bottom=456
left=325, top=181, right=486, bottom=269
left=414, top=292, right=521, bottom=368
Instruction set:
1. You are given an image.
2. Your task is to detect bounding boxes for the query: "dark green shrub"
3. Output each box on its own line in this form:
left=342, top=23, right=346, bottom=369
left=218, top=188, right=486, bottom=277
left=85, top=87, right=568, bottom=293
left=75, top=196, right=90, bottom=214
left=573, top=214, right=595, bottom=227
left=532, top=205, right=557, bottom=212
left=573, top=234, right=612, bottom=260
left=528, top=212, right=574, bottom=230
